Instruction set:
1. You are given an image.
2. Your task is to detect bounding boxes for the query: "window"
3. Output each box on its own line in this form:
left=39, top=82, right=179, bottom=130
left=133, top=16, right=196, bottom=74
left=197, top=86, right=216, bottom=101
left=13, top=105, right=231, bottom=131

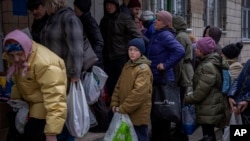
left=204, top=0, right=225, bottom=29
left=141, top=0, right=190, bottom=26
left=242, top=0, right=250, bottom=39
left=162, top=0, right=187, bottom=17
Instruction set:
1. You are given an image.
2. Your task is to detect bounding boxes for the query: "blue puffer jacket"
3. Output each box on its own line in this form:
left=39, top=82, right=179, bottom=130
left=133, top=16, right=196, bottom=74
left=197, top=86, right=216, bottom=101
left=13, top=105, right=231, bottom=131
left=143, top=19, right=155, bottom=40
left=146, top=28, right=185, bottom=84
left=228, top=59, right=250, bottom=103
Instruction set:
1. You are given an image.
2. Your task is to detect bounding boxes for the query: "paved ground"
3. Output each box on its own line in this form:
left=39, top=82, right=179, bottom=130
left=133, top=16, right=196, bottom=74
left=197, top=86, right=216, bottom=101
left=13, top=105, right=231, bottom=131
left=75, top=125, right=223, bottom=141
left=75, top=132, right=105, bottom=141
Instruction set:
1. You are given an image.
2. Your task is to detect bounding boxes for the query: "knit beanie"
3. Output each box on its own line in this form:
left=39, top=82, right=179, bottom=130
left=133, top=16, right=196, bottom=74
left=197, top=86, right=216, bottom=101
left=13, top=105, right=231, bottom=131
left=156, top=10, right=172, bottom=26
left=128, top=38, right=145, bottom=54
left=74, top=0, right=91, bottom=12
left=140, top=10, right=155, bottom=22
left=27, top=0, right=43, bottom=10
left=222, top=42, right=243, bottom=59
left=127, top=0, right=141, bottom=8
left=196, top=37, right=216, bottom=55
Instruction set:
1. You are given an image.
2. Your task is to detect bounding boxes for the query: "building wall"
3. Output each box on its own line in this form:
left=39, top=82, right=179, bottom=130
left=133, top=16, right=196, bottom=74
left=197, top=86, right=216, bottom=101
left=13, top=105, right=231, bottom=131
left=0, top=0, right=249, bottom=63
left=224, top=0, right=250, bottom=63
left=1, top=0, right=33, bottom=35
left=189, top=0, right=249, bottom=63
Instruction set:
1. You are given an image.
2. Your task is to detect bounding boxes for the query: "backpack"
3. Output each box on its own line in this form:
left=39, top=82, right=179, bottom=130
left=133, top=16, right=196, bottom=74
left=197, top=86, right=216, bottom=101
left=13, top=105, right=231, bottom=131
left=221, top=69, right=231, bottom=95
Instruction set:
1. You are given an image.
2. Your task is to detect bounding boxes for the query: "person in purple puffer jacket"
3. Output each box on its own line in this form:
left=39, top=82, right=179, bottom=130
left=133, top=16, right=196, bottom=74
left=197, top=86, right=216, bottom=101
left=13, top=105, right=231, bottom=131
left=146, top=10, right=185, bottom=141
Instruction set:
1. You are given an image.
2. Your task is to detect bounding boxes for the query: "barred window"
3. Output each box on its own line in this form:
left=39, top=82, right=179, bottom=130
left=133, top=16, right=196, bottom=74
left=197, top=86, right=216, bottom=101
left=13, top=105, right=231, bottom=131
left=204, top=0, right=226, bottom=29
left=242, top=0, right=250, bottom=39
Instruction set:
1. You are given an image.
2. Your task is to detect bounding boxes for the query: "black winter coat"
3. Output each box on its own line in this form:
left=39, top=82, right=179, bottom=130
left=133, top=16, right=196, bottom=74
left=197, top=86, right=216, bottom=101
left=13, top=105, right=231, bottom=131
left=100, top=1, right=141, bottom=60
left=79, top=12, right=104, bottom=67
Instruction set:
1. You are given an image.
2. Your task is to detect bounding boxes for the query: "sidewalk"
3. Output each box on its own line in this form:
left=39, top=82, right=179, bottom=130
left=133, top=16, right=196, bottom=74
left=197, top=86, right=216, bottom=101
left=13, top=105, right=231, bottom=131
left=189, top=126, right=223, bottom=141
left=75, top=125, right=223, bottom=141
left=75, top=132, right=105, bottom=141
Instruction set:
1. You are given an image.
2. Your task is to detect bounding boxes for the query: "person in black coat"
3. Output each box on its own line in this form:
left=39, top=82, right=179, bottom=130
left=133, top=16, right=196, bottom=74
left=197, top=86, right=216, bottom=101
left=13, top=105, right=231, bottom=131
left=100, top=0, right=141, bottom=105
left=27, top=0, right=49, bottom=43
left=74, top=0, right=104, bottom=68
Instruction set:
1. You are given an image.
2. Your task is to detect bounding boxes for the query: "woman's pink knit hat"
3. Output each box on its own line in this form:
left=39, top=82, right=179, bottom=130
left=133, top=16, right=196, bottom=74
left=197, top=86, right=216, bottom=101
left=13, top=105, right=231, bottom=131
left=156, top=10, right=172, bottom=26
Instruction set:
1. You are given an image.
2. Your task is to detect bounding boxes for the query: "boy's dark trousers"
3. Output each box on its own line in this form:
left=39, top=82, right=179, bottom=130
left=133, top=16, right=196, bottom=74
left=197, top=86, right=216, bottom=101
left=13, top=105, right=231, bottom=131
left=150, top=115, right=171, bottom=141
left=134, top=125, right=149, bottom=141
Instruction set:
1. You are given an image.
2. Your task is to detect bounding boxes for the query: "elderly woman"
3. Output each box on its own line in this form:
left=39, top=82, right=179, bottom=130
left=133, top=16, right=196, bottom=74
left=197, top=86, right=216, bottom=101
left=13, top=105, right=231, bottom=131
left=146, top=10, right=185, bottom=141
left=4, top=29, right=67, bottom=141
left=40, top=0, right=84, bottom=83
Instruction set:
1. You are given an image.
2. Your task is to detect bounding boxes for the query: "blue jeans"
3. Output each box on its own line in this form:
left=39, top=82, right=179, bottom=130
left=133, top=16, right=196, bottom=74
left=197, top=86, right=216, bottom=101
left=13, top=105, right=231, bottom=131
left=134, top=125, right=149, bottom=141
left=57, top=125, right=74, bottom=141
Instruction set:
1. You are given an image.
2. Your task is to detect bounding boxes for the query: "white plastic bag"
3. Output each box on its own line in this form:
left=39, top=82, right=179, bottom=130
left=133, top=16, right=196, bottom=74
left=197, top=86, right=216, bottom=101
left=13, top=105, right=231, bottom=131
left=89, top=106, right=98, bottom=128
left=7, top=99, right=29, bottom=134
left=82, top=66, right=108, bottom=105
left=104, top=112, right=138, bottom=141
left=222, top=112, right=242, bottom=141
left=66, top=81, right=90, bottom=138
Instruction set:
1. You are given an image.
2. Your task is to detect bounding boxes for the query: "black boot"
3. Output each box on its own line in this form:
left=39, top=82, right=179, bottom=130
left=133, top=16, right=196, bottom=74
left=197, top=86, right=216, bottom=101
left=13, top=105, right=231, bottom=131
left=198, top=135, right=216, bottom=141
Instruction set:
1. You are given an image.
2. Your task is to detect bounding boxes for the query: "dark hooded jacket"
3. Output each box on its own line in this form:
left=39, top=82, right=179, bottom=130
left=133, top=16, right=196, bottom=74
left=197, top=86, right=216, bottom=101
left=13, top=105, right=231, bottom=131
left=185, top=53, right=226, bottom=124
left=77, top=11, right=104, bottom=67
left=173, top=16, right=194, bottom=87
left=31, top=14, right=49, bottom=43
left=100, top=0, right=141, bottom=60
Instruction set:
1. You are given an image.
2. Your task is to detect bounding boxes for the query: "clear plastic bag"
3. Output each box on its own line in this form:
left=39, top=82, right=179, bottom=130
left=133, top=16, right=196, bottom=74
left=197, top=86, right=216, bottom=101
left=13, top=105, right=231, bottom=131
left=89, top=106, right=98, bottom=128
left=66, top=81, right=90, bottom=137
left=7, top=99, right=29, bottom=134
left=82, top=66, right=108, bottom=105
left=222, top=112, right=242, bottom=141
left=104, top=113, right=138, bottom=141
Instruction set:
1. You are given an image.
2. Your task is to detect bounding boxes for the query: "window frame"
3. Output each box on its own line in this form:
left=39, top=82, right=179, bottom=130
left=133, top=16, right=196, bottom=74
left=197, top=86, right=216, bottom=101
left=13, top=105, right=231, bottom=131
left=242, top=0, right=250, bottom=39
left=204, top=0, right=225, bottom=29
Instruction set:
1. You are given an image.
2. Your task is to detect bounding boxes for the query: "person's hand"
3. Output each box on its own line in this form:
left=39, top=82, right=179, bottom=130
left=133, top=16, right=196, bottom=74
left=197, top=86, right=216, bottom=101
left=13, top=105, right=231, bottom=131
left=157, top=63, right=165, bottom=70
left=228, top=97, right=238, bottom=113
left=71, top=77, right=79, bottom=82
left=237, top=101, right=249, bottom=113
left=112, top=106, right=119, bottom=113
left=46, top=135, right=57, bottom=141
left=112, top=106, right=116, bottom=113
left=185, top=87, right=193, bottom=96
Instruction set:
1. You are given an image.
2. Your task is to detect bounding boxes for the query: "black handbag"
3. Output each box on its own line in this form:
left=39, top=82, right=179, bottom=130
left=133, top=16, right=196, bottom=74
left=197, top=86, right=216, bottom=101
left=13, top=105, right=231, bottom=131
left=152, top=83, right=181, bottom=123
left=89, top=96, right=109, bottom=132
left=82, top=35, right=98, bottom=71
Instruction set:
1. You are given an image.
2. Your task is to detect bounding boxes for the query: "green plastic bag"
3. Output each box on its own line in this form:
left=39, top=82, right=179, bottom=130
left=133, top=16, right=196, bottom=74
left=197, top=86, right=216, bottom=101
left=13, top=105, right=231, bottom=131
left=113, top=121, right=132, bottom=141
left=104, top=113, right=138, bottom=141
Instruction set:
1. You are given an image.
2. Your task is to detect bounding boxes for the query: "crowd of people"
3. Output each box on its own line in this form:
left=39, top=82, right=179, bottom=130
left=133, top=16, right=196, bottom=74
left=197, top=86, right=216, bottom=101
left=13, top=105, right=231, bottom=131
left=2, top=0, right=250, bottom=141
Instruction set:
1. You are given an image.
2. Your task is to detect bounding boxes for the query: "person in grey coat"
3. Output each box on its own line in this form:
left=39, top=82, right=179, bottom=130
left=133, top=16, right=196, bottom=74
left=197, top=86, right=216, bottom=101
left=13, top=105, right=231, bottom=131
left=173, top=15, right=194, bottom=95
left=41, top=0, right=84, bottom=83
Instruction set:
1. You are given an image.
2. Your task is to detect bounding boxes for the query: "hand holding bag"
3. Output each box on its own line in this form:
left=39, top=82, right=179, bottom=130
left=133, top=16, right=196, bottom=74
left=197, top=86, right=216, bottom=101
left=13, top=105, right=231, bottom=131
left=152, top=83, right=181, bottom=123
left=66, top=81, right=90, bottom=137
left=222, top=112, right=243, bottom=141
left=104, top=113, right=138, bottom=141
